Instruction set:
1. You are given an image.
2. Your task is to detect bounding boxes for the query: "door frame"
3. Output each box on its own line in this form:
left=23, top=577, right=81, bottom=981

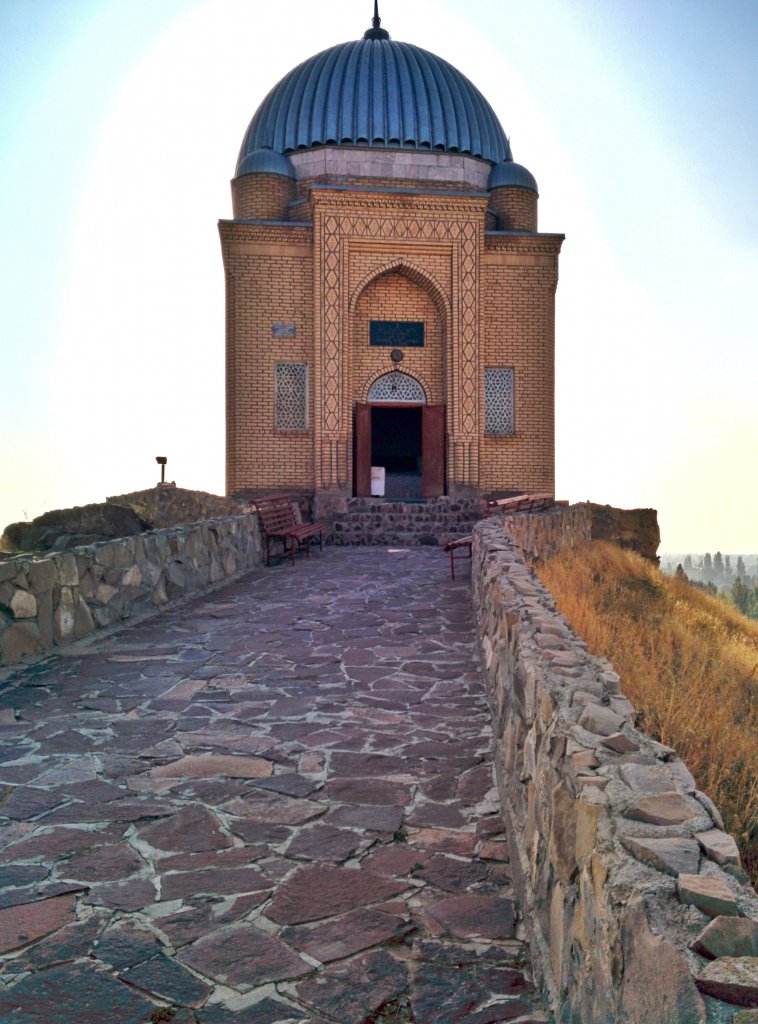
left=353, top=402, right=446, bottom=498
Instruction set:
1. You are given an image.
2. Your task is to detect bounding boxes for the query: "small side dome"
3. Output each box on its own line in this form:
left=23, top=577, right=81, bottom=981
left=236, top=148, right=295, bottom=180
left=488, top=160, right=538, bottom=194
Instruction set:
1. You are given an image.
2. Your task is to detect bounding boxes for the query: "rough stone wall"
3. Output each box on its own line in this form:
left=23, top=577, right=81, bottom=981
left=473, top=512, right=758, bottom=1022
left=0, top=515, right=263, bottom=667
left=492, top=504, right=592, bottom=561
left=106, top=487, right=249, bottom=530
left=586, top=502, right=661, bottom=563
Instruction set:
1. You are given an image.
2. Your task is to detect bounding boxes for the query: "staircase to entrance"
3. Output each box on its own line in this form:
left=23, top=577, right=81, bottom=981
left=313, top=496, right=487, bottom=547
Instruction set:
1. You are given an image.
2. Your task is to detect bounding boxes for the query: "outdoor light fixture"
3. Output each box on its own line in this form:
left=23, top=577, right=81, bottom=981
left=155, top=456, right=167, bottom=485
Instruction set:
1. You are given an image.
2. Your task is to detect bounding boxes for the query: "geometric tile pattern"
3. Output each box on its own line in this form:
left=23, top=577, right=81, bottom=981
left=318, top=207, right=481, bottom=488
left=484, top=368, right=515, bottom=435
left=367, top=372, right=426, bottom=404
left=275, top=362, right=307, bottom=431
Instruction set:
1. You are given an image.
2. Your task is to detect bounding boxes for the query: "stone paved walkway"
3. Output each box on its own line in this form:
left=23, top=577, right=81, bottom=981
left=0, top=547, right=547, bottom=1024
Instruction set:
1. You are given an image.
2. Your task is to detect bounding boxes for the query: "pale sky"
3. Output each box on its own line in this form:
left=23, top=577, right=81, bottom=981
left=1, top=0, right=756, bottom=552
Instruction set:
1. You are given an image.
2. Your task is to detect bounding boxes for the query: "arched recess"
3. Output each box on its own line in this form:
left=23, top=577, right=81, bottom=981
left=350, top=258, right=449, bottom=500
left=348, top=259, right=450, bottom=325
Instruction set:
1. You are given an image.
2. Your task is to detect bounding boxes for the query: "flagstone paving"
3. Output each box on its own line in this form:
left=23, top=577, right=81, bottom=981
left=0, top=547, right=548, bottom=1023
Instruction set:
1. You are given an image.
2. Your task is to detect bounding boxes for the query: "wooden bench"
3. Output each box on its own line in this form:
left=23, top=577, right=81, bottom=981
left=251, top=495, right=325, bottom=566
left=485, top=492, right=554, bottom=517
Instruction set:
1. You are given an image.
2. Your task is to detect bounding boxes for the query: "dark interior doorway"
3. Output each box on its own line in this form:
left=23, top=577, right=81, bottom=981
left=372, top=406, right=422, bottom=499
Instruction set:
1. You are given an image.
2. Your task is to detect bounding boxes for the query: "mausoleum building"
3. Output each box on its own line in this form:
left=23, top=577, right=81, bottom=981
left=220, top=7, right=563, bottom=504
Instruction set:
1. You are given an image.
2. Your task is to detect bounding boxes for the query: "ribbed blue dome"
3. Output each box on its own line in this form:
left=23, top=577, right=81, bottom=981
left=236, top=36, right=511, bottom=175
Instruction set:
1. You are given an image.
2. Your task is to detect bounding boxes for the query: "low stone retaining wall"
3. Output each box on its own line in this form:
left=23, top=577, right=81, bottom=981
left=0, top=515, right=263, bottom=667
left=491, top=504, right=592, bottom=561
left=473, top=511, right=758, bottom=1023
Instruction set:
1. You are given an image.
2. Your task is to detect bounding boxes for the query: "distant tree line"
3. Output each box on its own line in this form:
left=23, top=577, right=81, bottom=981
left=666, top=553, right=758, bottom=620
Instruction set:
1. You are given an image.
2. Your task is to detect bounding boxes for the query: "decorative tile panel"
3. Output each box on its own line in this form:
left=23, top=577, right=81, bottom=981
left=275, top=362, right=307, bottom=431
left=367, top=372, right=426, bottom=404
left=484, top=368, right=515, bottom=435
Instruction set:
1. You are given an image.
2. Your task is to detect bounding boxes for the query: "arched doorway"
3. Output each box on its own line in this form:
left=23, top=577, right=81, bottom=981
left=355, top=372, right=445, bottom=499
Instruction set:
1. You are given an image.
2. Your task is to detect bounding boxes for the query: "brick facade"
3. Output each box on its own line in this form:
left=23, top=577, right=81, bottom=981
left=220, top=153, right=562, bottom=500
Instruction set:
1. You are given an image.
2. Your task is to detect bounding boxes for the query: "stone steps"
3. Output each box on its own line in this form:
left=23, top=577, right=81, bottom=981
left=315, top=496, right=487, bottom=546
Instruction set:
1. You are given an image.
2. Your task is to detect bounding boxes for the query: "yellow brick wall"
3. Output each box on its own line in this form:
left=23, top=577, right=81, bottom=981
left=490, top=187, right=538, bottom=232
left=220, top=224, right=314, bottom=494
left=220, top=183, right=562, bottom=499
left=232, top=173, right=295, bottom=221
left=479, top=241, right=558, bottom=495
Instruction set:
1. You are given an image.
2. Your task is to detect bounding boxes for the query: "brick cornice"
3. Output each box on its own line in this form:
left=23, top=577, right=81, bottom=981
left=310, top=187, right=489, bottom=219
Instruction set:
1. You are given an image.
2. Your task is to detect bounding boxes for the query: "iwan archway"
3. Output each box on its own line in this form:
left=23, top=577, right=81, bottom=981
left=354, top=372, right=445, bottom=499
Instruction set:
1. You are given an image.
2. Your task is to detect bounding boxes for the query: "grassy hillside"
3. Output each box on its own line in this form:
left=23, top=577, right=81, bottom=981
left=536, top=541, right=758, bottom=885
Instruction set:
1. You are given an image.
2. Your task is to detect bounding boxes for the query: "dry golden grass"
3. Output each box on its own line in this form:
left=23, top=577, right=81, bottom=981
left=536, top=541, right=758, bottom=885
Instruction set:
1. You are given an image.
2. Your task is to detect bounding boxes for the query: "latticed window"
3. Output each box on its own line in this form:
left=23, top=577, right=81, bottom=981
left=484, top=368, right=515, bottom=435
left=275, top=362, right=307, bottom=430
left=367, top=372, right=426, bottom=403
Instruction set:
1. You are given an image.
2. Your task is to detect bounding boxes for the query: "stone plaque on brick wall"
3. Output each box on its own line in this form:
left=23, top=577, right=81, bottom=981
left=272, top=322, right=296, bottom=338
left=370, top=321, right=424, bottom=347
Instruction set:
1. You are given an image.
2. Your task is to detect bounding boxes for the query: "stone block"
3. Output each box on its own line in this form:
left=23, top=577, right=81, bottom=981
left=56, top=551, right=79, bottom=586
left=695, top=790, right=726, bottom=830
left=0, top=561, right=20, bottom=582
left=619, top=896, right=706, bottom=1023
left=26, top=557, right=58, bottom=591
left=121, top=564, right=143, bottom=587
left=548, top=781, right=578, bottom=885
left=95, top=583, right=117, bottom=605
left=578, top=704, right=626, bottom=736
left=2, top=620, right=42, bottom=664
left=78, top=568, right=97, bottom=599
left=621, top=836, right=700, bottom=877
left=692, top=917, right=758, bottom=960
left=37, top=589, right=54, bottom=648
left=620, top=763, right=677, bottom=795
left=601, top=731, right=639, bottom=753
left=696, top=957, right=758, bottom=1007
left=94, top=543, right=115, bottom=567
left=696, top=829, right=741, bottom=868
left=112, top=539, right=136, bottom=568
left=54, top=587, right=77, bottom=642
left=624, top=792, right=700, bottom=825
left=678, top=874, right=739, bottom=918
left=74, top=597, right=95, bottom=639
left=10, top=588, right=37, bottom=618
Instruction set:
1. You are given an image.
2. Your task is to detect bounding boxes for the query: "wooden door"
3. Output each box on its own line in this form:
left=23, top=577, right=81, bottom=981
left=422, top=405, right=446, bottom=498
left=354, top=403, right=372, bottom=496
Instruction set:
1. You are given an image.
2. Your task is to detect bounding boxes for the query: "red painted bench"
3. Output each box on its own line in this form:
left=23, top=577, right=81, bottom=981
left=251, top=495, right=325, bottom=566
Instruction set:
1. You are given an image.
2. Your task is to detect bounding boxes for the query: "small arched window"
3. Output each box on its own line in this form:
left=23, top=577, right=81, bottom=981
left=367, top=372, right=426, bottom=404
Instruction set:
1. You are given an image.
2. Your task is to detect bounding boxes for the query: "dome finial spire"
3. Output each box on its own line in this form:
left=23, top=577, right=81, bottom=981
left=364, top=0, right=390, bottom=40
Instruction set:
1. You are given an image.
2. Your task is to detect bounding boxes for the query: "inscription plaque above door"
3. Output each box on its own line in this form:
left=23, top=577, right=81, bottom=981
left=370, top=321, right=424, bottom=347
